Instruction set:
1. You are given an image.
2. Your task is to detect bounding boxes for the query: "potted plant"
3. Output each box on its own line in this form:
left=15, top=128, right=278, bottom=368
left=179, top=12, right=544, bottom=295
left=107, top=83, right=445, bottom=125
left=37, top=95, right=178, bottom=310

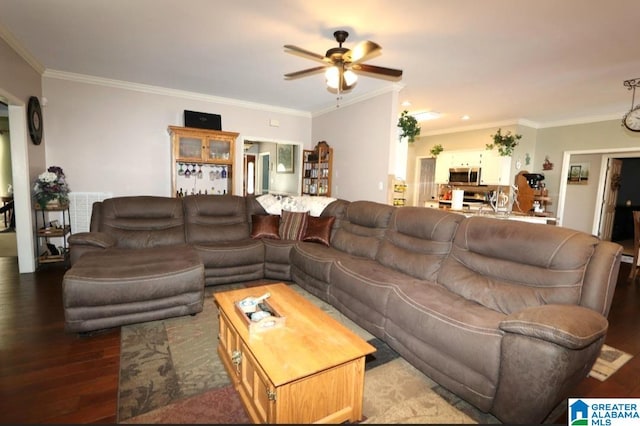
left=397, top=110, right=421, bottom=143
left=430, top=144, right=443, bottom=157
left=32, top=166, right=70, bottom=209
left=486, top=128, right=522, bottom=157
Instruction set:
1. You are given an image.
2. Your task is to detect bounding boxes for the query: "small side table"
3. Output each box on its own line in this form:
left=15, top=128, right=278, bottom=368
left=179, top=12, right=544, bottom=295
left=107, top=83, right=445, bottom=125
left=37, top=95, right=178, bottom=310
left=34, top=203, right=72, bottom=266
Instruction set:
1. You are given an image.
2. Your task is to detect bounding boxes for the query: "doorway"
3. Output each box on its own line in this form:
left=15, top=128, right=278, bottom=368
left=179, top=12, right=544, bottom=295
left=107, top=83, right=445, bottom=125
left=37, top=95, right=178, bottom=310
left=413, top=156, right=438, bottom=207
left=243, top=154, right=256, bottom=196
left=242, top=139, right=302, bottom=196
left=559, top=149, right=640, bottom=256
left=259, top=153, right=270, bottom=194
left=0, top=102, right=17, bottom=256
left=0, top=90, right=37, bottom=272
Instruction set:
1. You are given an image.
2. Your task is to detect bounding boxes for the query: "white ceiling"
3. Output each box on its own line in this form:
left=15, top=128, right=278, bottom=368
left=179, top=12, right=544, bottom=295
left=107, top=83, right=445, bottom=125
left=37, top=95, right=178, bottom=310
left=1, top=0, right=640, bottom=134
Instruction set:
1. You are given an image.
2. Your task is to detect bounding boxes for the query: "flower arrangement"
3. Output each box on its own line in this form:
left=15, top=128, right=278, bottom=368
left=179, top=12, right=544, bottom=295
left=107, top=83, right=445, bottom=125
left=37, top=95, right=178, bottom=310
left=33, top=166, right=70, bottom=208
left=397, top=110, right=421, bottom=143
left=486, top=128, right=522, bottom=157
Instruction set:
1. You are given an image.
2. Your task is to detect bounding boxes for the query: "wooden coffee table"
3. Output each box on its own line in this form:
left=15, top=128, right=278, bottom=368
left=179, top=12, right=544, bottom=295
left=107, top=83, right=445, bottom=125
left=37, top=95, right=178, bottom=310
left=214, top=282, right=375, bottom=424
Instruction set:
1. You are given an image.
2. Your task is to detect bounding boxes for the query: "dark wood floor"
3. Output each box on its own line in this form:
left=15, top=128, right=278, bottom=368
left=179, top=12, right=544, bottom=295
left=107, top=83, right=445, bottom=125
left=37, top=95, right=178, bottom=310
left=0, top=257, right=638, bottom=424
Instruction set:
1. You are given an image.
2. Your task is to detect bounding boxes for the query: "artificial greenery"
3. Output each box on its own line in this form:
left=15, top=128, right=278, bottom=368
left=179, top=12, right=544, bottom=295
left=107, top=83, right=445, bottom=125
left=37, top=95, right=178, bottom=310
left=485, top=128, right=522, bottom=157
left=430, top=144, right=443, bottom=157
left=397, top=110, right=421, bottom=143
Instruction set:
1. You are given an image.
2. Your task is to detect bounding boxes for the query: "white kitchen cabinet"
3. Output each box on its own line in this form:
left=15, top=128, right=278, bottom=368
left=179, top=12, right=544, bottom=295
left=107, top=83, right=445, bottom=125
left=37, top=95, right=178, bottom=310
left=449, top=150, right=483, bottom=168
left=434, top=152, right=452, bottom=183
left=480, top=151, right=512, bottom=185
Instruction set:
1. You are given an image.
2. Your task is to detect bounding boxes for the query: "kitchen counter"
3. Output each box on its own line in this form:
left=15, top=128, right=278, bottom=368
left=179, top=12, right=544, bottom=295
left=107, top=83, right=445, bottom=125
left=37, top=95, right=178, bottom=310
left=440, top=206, right=558, bottom=225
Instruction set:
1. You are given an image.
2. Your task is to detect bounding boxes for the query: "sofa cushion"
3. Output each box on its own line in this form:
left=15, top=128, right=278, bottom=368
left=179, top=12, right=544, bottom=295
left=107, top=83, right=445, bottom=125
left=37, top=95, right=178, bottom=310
left=377, top=207, right=462, bottom=280
left=98, top=196, right=186, bottom=248
left=251, top=214, right=281, bottom=239
left=385, top=279, right=504, bottom=408
left=183, top=194, right=250, bottom=243
left=279, top=210, right=309, bottom=240
left=439, top=216, right=600, bottom=314
left=303, top=215, right=336, bottom=246
left=331, top=201, right=394, bottom=259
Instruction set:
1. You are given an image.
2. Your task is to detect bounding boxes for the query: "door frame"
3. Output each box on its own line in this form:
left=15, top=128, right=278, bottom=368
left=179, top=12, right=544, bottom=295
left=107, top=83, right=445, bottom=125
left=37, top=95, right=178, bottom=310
left=1, top=89, right=36, bottom=272
left=558, top=147, right=640, bottom=236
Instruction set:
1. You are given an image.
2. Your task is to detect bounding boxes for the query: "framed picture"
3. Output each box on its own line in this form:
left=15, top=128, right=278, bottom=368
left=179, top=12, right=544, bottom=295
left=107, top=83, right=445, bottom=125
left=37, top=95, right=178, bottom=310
left=568, top=162, right=589, bottom=184
left=276, top=144, right=294, bottom=173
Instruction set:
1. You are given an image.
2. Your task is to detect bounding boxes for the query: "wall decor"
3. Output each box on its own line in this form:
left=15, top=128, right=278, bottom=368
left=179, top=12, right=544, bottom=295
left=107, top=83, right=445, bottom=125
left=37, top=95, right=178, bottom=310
left=276, top=144, right=294, bottom=173
left=568, top=162, right=589, bottom=184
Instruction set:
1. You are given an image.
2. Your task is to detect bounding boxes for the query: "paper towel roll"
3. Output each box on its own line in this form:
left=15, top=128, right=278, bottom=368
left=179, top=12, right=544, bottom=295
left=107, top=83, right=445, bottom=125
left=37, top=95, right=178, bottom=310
left=451, top=189, right=464, bottom=210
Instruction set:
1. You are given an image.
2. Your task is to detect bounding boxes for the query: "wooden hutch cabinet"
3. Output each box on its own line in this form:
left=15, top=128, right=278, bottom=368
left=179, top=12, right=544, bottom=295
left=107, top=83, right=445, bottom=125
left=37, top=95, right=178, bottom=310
left=168, top=126, right=238, bottom=196
left=301, top=141, right=333, bottom=196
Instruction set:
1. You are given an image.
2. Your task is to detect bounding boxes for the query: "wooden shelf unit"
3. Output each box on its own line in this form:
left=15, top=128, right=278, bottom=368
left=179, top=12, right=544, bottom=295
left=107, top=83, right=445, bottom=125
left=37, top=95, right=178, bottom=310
left=34, top=204, right=71, bottom=266
left=168, top=126, right=238, bottom=196
left=301, top=141, right=333, bottom=196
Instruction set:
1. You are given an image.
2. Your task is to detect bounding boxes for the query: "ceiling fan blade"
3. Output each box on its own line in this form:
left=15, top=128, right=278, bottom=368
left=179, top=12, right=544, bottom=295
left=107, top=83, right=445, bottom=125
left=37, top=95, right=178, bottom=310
left=284, top=44, right=329, bottom=63
left=344, top=40, right=381, bottom=64
left=352, top=63, right=403, bottom=78
left=284, top=65, right=328, bottom=79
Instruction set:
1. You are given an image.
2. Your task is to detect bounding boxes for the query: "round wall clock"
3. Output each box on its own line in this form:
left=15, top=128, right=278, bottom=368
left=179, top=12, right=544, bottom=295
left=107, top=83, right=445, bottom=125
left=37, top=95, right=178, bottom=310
left=623, top=105, right=640, bottom=132
left=27, top=96, right=43, bottom=145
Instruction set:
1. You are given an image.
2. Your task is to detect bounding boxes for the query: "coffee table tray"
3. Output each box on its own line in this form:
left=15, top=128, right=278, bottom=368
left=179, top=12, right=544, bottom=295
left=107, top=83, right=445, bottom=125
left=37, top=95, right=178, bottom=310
left=234, top=298, right=286, bottom=334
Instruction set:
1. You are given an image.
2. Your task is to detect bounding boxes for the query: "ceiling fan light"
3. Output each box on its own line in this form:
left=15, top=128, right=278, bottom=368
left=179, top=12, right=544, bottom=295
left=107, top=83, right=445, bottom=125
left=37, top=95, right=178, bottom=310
left=325, top=67, right=340, bottom=89
left=344, top=70, right=358, bottom=87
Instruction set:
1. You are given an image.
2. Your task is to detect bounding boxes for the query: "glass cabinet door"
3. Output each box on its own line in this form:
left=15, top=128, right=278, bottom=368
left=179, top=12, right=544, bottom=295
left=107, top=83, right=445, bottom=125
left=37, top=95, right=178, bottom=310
left=206, top=138, right=232, bottom=163
left=178, top=136, right=203, bottom=161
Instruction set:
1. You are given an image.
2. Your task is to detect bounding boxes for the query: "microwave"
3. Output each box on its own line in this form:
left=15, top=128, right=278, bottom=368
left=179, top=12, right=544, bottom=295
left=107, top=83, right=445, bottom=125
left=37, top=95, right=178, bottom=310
left=449, top=167, right=481, bottom=186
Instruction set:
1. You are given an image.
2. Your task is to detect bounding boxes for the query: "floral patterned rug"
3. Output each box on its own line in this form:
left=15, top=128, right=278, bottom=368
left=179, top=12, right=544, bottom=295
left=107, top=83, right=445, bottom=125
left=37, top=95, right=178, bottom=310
left=119, top=281, right=595, bottom=424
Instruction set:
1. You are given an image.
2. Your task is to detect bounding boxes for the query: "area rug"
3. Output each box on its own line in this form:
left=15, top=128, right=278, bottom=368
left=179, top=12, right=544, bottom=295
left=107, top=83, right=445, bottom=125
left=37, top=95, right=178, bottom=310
left=117, top=281, right=623, bottom=424
left=587, top=344, right=633, bottom=382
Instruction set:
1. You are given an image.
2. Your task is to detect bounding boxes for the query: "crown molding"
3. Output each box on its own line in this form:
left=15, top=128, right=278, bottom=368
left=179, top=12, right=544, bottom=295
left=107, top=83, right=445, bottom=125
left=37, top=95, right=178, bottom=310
left=43, top=69, right=312, bottom=118
left=536, top=113, right=624, bottom=129
left=0, top=24, right=45, bottom=75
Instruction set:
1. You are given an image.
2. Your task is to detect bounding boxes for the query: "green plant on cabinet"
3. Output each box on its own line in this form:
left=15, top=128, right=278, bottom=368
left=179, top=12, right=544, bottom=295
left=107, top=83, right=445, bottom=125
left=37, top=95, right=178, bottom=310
left=486, top=128, right=522, bottom=157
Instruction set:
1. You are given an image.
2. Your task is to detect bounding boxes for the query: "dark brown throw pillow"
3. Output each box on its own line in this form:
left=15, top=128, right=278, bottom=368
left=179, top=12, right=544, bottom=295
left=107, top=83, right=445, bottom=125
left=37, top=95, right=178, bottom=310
left=251, top=214, right=281, bottom=239
left=279, top=210, right=309, bottom=240
left=303, top=215, right=336, bottom=246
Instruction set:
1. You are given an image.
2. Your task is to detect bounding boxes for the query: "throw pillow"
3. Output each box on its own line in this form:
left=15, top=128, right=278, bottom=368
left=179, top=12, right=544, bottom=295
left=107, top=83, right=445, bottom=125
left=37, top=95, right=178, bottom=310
left=303, top=215, right=336, bottom=246
left=279, top=210, right=309, bottom=240
left=251, top=214, right=281, bottom=239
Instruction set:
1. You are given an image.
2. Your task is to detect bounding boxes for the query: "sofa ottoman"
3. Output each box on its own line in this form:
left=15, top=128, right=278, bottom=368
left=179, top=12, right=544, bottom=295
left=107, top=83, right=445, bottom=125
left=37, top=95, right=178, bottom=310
left=62, top=245, right=205, bottom=333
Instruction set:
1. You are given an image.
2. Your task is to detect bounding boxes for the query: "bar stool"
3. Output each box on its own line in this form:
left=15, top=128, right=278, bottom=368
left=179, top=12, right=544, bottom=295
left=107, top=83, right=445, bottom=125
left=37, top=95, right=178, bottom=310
left=628, top=210, right=640, bottom=282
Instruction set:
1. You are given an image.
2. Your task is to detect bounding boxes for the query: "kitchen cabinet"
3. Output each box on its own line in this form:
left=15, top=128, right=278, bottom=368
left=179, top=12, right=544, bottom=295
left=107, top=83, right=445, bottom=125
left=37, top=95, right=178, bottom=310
left=450, top=150, right=483, bottom=168
left=301, top=141, right=332, bottom=196
left=480, top=152, right=512, bottom=185
left=434, top=152, right=452, bottom=183
left=168, top=126, right=238, bottom=196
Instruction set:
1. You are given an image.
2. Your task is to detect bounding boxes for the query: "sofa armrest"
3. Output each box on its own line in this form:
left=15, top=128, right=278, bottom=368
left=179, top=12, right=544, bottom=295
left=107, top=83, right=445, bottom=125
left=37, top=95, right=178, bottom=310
left=68, top=232, right=117, bottom=249
left=499, top=304, right=608, bottom=349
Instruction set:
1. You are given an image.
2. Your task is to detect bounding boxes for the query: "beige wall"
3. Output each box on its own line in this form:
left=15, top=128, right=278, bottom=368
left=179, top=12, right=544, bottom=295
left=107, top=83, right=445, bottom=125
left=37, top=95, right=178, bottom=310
left=42, top=75, right=312, bottom=197
left=312, top=90, right=399, bottom=202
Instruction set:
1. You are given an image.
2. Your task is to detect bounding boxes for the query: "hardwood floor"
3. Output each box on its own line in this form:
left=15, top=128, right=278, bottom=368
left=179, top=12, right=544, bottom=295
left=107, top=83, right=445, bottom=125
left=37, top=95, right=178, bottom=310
left=0, top=256, right=638, bottom=424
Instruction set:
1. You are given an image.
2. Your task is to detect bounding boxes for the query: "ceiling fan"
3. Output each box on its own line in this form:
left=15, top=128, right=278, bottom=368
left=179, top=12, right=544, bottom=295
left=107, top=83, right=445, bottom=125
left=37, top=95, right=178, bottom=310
left=284, top=30, right=403, bottom=93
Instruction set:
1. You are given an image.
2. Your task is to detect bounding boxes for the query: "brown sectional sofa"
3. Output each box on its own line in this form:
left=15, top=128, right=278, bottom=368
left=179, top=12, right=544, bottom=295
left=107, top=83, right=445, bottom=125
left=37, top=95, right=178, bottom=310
left=64, top=194, right=622, bottom=424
